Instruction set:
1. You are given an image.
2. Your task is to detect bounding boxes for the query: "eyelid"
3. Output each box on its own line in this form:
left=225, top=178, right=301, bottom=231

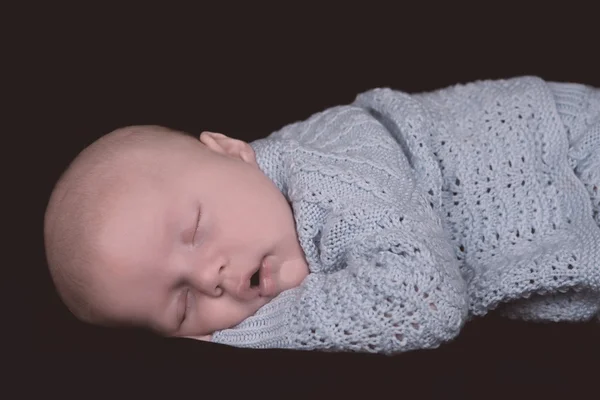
left=191, top=208, right=202, bottom=244
left=180, top=288, right=191, bottom=326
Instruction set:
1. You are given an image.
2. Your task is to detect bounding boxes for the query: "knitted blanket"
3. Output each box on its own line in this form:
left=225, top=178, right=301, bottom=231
left=212, top=77, right=600, bottom=354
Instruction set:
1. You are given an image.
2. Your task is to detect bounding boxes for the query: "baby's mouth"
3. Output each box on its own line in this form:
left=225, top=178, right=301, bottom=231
left=250, top=268, right=261, bottom=288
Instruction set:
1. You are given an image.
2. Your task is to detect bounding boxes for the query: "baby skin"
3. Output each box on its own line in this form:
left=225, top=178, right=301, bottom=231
left=44, top=126, right=309, bottom=341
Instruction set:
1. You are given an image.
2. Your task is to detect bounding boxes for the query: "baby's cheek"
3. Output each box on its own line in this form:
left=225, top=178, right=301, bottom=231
left=279, top=258, right=310, bottom=290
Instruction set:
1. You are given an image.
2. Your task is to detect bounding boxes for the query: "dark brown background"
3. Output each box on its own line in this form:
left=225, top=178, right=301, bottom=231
left=15, top=5, right=599, bottom=399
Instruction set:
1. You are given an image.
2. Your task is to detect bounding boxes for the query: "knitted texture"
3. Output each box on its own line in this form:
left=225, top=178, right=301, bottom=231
left=212, top=77, right=600, bottom=353
left=500, top=82, right=600, bottom=321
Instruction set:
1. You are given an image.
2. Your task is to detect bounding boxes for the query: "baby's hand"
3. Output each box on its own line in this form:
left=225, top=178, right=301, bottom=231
left=184, top=334, right=212, bottom=342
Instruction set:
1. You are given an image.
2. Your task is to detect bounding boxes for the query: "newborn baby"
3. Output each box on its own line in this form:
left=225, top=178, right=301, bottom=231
left=44, top=76, right=600, bottom=355
left=44, top=126, right=311, bottom=341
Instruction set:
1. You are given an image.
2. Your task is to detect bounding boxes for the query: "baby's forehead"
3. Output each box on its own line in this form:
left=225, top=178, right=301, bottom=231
left=89, top=133, right=198, bottom=178
left=60, top=129, right=207, bottom=228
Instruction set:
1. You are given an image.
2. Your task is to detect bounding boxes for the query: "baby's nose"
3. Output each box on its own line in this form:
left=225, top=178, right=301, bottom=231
left=194, top=264, right=225, bottom=297
left=199, top=276, right=224, bottom=297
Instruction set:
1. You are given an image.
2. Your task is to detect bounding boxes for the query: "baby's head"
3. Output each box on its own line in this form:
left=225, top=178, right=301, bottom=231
left=44, top=126, right=309, bottom=339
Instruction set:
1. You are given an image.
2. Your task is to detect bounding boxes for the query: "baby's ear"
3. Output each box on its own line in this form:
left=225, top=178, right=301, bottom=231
left=199, top=131, right=256, bottom=165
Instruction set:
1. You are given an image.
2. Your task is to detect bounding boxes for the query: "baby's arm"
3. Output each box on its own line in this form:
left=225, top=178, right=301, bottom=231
left=290, top=224, right=468, bottom=353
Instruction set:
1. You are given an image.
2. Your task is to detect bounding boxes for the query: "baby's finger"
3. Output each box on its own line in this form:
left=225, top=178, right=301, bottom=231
left=184, top=334, right=212, bottom=341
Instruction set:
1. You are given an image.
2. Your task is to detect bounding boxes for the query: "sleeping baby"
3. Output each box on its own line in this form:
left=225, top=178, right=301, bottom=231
left=43, top=76, right=600, bottom=355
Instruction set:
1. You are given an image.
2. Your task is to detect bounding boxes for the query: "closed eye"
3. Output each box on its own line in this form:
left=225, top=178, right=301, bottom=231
left=179, top=288, right=192, bottom=327
left=191, top=208, right=201, bottom=244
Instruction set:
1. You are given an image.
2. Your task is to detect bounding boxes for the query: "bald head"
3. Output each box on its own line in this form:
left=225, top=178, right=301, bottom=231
left=44, top=125, right=200, bottom=323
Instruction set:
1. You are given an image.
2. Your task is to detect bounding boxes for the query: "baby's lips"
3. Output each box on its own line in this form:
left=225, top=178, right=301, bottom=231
left=259, top=256, right=275, bottom=297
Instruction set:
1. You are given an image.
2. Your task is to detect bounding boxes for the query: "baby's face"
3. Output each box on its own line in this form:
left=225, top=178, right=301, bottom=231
left=91, top=132, right=309, bottom=339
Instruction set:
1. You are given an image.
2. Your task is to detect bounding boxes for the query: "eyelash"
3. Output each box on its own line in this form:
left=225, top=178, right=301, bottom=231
left=192, top=209, right=202, bottom=244
left=181, top=289, right=192, bottom=325
left=181, top=207, right=202, bottom=326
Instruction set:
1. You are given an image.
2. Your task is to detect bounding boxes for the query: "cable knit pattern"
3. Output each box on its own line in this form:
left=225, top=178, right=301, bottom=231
left=214, top=104, right=469, bottom=355
left=212, top=76, right=600, bottom=354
